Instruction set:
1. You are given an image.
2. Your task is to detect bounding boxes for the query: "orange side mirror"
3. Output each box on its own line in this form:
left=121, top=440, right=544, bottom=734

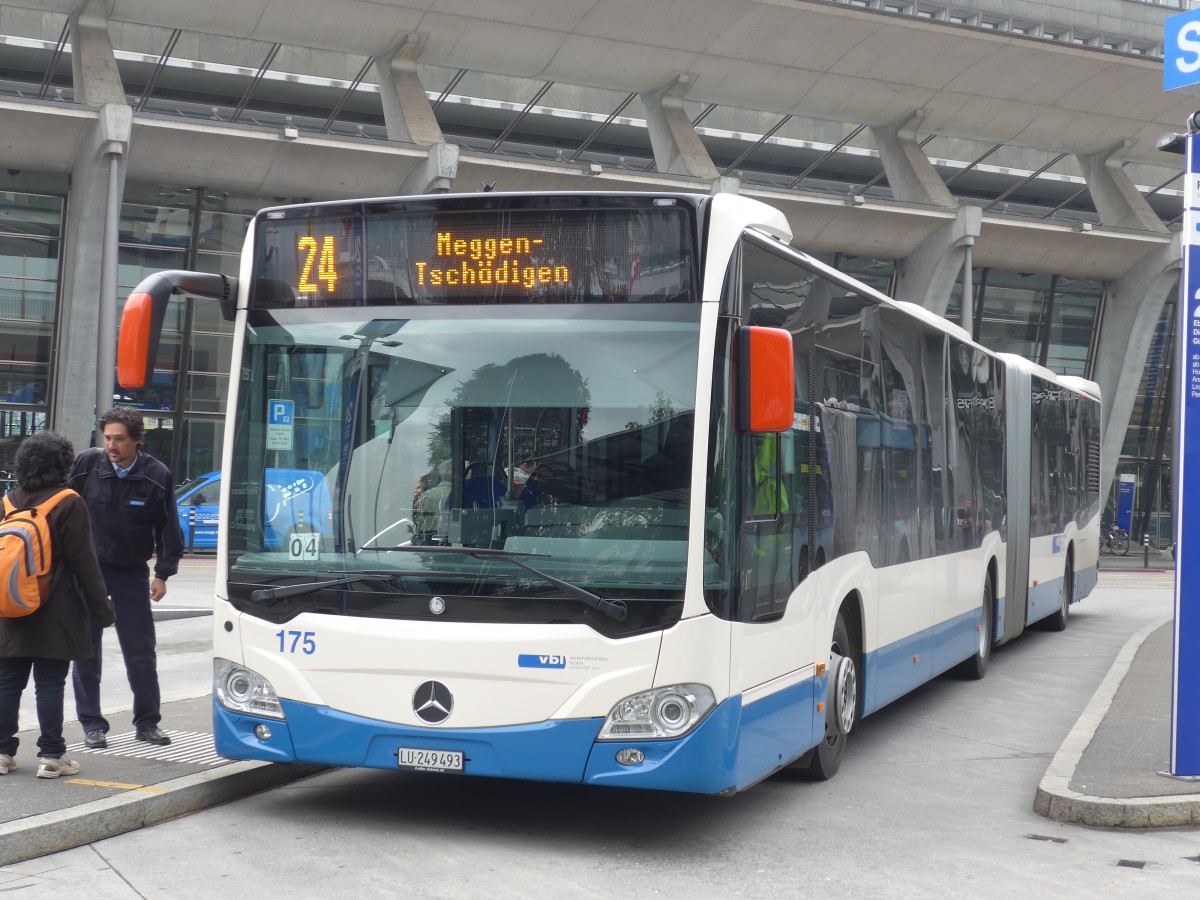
left=117, top=271, right=235, bottom=389
left=117, top=291, right=163, bottom=389
left=739, top=326, right=794, bottom=433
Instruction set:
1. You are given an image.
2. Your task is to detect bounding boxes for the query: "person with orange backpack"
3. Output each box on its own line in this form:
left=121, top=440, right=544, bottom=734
left=0, top=432, right=113, bottom=779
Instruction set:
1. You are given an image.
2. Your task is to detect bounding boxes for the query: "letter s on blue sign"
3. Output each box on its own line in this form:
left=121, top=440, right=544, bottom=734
left=1180, top=23, right=1200, bottom=75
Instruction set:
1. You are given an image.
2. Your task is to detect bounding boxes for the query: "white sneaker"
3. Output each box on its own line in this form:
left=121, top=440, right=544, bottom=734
left=36, top=756, right=80, bottom=779
left=0, top=753, right=14, bottom=775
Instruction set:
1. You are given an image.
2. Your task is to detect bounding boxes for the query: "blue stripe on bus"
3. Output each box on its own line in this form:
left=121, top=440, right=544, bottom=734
left=214, top=698, right=606, bottom=781
left=584, top=678, right=819, bottom=794
left=1026, top=572, right=1065, bottom=625
left=863, top=606, right=983, bottom=715
left=212, top=703, right=298, bottom=762
left=213, top=678, right=822, bottom=795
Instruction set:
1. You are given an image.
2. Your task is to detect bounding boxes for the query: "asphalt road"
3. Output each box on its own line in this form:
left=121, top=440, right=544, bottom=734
left=5, top=569, right=1197, bottom=898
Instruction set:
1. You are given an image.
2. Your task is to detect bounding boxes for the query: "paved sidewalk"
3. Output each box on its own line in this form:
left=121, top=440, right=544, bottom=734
left=0, top=696, right=322, bottom=866
left=1045, top=544, right=1190, bottom=827
left=1032, top=547, right=1200, bottom=830
left=1096, top=547, right=1174, bottom=572
left=1033, top=612, right=1200, bottom=827
left=0, top=556, right=321, bottom=867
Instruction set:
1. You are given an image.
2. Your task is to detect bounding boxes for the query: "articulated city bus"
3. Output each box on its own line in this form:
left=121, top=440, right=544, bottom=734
left=117, top=191, right=1100, bottom=794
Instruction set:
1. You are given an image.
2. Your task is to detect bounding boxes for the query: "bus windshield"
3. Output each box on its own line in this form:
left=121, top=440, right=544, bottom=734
left=226, top=304, right=702, bottom=634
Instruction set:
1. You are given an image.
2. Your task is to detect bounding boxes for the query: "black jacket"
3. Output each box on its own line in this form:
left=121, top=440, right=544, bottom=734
left=66, top=448, right=185, bottom=579
left=0, top=486, right=115, bottom=661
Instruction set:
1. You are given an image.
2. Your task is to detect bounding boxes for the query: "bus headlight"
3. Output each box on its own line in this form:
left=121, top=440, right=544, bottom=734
left=214, top=659, right=285, bottom=720
left=597, top=684, right=716, bottom=740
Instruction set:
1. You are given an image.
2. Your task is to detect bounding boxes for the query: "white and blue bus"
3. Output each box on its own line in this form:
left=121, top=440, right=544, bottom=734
left=118, top=191, right=1101, bottom=794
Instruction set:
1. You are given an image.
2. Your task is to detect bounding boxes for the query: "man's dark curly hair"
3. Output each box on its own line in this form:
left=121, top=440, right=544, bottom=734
left=99, top=406, right=144, bottom=442
left=14, top=431, right=75, bottom=491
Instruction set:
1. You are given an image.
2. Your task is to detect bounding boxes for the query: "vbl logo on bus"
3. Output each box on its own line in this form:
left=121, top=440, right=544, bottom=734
left=518, top=654, right=567, bottom=669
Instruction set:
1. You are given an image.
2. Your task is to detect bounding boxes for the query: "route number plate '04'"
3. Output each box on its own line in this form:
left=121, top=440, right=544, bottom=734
left=397, top=747, right=464, bottom=773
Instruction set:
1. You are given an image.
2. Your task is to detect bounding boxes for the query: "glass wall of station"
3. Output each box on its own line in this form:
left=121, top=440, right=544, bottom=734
left=115, top=183, right=283, bottom=485
left=1111, top=295, right=1176, bottom=548
left=0, top=179, right=267, bottom=492
left=0, top=188, right=62, bottom=484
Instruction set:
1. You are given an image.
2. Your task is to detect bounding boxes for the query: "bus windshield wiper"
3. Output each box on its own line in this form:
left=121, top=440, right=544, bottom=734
left=248, top=575, right=380, bottom=603
left=354, top=545, right=628, bottom=621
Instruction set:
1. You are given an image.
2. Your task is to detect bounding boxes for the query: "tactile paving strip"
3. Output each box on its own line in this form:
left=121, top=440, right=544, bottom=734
left=66, top=730, right=224, bottom=766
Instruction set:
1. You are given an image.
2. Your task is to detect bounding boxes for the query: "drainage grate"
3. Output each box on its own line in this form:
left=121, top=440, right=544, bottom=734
left=67, top=731, right=224, bottom=766
left=1024, top=834, right=1068, bottom=844
left=1116, top=860, right=1147, bottom=869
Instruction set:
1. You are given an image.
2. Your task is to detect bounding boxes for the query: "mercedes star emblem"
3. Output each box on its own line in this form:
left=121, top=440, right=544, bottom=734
left=413, top=680, right=453, bottom=724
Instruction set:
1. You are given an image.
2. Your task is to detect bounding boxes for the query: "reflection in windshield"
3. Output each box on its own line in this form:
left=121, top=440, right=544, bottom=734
left=228, top=307, right=702, bottom=621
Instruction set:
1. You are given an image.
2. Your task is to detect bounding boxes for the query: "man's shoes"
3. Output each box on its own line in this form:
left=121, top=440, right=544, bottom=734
left=0, top=753, right=14, bottom=775
left=83, top=730, right=107, bottom=749
left=36, top=756, right=81, bottom=779
left=135, top=727, right=171, bottom=746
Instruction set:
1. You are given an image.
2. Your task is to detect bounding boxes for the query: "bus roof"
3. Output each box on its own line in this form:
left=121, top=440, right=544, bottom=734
left=1057, top=375, right=1102, bottom=402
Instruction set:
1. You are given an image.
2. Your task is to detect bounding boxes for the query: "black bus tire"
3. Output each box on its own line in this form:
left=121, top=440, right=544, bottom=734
left=954, top=577, right=993, bottom=680
left=1043, top=559, right=1072, bottom=632
left=800, top=612, right=858, bottom=781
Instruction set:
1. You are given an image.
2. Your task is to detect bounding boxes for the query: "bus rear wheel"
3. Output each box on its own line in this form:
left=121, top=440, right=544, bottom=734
left=1043, top=559, right=1072, bottom=632
left=797, top=612, right=857, bottom=781
left=954, top=578, right=993, bottom=680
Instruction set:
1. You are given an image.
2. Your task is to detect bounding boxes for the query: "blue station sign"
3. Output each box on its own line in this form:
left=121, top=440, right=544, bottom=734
left=1166, top=8, right=1200, bottom=94
left=1173, top=131, right=1200, bottom=776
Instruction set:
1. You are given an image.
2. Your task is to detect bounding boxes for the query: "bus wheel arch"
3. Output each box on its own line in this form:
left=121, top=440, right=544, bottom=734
left=796, top=594, right=862, bottom=781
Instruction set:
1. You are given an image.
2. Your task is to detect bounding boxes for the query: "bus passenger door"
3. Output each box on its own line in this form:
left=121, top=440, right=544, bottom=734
left=737, top=432, right=795, bottom=622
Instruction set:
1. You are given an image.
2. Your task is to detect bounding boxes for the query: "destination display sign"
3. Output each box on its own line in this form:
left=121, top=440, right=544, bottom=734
left=252, top=202, right=695, bottom=307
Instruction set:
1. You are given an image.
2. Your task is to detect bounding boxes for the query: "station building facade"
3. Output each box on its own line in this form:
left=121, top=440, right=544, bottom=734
left=0, top=0, right=1191, bottom=543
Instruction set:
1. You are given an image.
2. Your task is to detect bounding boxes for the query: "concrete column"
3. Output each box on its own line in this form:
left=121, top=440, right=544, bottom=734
left=54, top=2, right=130, bottom=453
left=398, top=143, right=459, bottom=195
left=869, top=109, right=956, bottom=209
left=1076, top=141, right=1168, bottom=234
left=1091, top=238, right=1180, bottom=503
left=892, top=206, right=982, bottom=315
left=710, top=175, right=740, bottom=195
left=639, top=75, right=719, bottom=180
left=959, top=240, right=974, bottom=337
left=70, top=0, right=127, bottom=107
left=375, top=34, right=445, bottom=147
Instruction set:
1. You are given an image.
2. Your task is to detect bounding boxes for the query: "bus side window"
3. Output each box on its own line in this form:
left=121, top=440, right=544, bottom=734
left=738, top=433, right=793, bottom=621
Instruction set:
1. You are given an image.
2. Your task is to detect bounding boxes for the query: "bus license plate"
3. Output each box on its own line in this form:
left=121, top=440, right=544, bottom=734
left=397, top=747, right=463, bottom=773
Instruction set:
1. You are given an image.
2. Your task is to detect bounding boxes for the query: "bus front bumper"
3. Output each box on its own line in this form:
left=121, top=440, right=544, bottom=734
left=213, top=695, right=745, bottom=794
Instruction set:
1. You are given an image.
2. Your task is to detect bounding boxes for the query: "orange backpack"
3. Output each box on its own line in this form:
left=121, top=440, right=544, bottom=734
left=0, top=489, right=75, bottom=618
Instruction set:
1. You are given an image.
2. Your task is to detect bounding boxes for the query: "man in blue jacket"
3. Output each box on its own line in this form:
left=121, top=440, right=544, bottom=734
left=68, top=407, right=184, bottom=748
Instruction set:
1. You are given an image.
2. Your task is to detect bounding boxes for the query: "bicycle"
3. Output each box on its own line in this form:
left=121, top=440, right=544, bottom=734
left=1100, top=524, right=1130, bottom=556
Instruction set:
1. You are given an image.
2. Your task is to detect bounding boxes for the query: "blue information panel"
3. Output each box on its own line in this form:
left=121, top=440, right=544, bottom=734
left=1172, top=134, right=1200, bottom=776
left=1116, top=479, right=1134, bottom=534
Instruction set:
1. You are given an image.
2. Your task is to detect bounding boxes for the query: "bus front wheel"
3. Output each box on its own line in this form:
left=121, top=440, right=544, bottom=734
left=798, top=612, right=858, bottom=781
